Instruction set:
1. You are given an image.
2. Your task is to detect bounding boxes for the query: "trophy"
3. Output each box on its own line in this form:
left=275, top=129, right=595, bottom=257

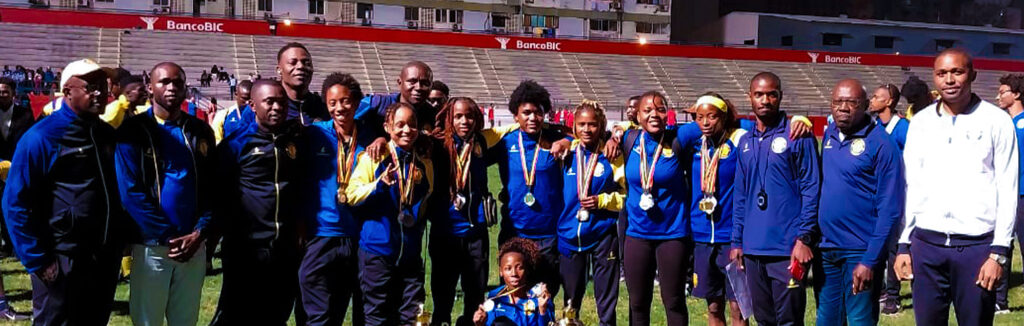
left=415, top=303, right=431, bottom=326
left=555, top=300, right=584, bottom=326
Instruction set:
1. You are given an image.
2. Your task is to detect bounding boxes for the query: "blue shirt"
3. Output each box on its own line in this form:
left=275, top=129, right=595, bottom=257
left=732, top=113, right=821, bottom=256
left=558, top=144, right=623, bottom=256
left=622, top=124, right=702, bottom=239
left=115, top=110, right=214, bottom=246
left=880, top=116, right=909, bottom=151
left=819, top=120, right=905, bottom=268
left=1013, top=112, right=1024, bottom=195
left=487, top=129, right=566, bottom=239
left=305, top=121, right=372, bottom=238
left=484, top=285, right=555, bottom=326
left=689, top=128, right=746, bottom=244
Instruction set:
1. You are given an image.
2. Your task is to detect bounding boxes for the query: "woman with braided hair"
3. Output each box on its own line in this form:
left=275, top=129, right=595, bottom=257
left=472, top=238, right=554, bottom=326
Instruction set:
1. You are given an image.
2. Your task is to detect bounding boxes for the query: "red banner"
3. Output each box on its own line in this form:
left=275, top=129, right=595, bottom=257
left=2, top=6, right=1023, bottom=72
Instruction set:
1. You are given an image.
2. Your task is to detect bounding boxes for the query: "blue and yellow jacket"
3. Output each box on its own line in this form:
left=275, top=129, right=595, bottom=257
left=221, top=104, right=254, bottom=142
left=558, top=141, right=625, bottom=255
left=484, top=285, right=555, bottom=326
left=345, top=142, right=433, bottom=263
left=115, top=109, right=216, bottom=246
left=819, top=120, right=905, bottom=268
left=305, top=121, right=374, bottom=238
left=689, top=128, right=747, bottom=244
left=3, top=103, right=127, bottom=273
left=880, top=116, right=909, bottom=151
left=485, top=128, right=568, bottom=239
left=732, top=113, right=821, bottom=256
left=621, top=124, right=703, bottom=239
left=215, top=120, right=309, bottom=249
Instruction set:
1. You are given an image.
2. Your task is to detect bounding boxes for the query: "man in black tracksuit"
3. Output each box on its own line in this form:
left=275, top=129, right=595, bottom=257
left=210, top=80, right=310, bottom=326
left=3, top=59, right=126, bottom=325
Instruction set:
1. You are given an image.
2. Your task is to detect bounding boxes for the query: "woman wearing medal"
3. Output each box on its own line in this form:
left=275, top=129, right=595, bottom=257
left=346, top=102, right=435, bottom=326
left=472, top=238, right=554, bottom=326
left=427, top=97, right=493, bottom=326
left=619, top=91, right=704, bottom=325
left=484, top=80, right=570, bottom=297
left=556, top=101, right=625, bottom=326
left=299, top=73, right=371, bottom=325
left=688, top=93, right=749, bottom=326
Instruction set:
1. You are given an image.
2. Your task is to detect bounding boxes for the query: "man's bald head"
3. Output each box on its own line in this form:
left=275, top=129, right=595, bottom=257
left=831, top=78, right=870, bottom=133
left=150, top=62, right=185, bottom=80
left=750, top=72, right=782, bottom=91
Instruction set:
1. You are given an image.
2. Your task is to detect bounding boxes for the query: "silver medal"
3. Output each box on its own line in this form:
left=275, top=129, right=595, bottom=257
left=483, top=299, right=495, bottom=312
left=453, top=194, right=467, bottom=210
left=639, top=192, right=654, bottom=211
left=523, top=192, right=537, bottom=207
left=577, top=209, right=590, bottom=222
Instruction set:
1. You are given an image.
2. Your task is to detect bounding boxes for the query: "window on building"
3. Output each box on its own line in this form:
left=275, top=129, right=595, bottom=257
left=994, top=42, right=1011, bottom=55
left=874, top=36, right=894, bottom=49
left=435, top=9, right=463, bottom=24
left=357, top=3, right=373, bottom=19
left=636, top=0, right=662, bottom=4
left=744, top=39, right=755, bottom=45
left=781, top=35, right=793, bottom=46
left=257, top=0, right=272, bottom=11
left=525, top=15, right=558, bottom=28
left=95, top=0, right=113, bottom=2
left=589, top=19, right=618, bottom=31
left=935, top=39, right=955, bottom=52
left=152, top=0, right=169, bottom=5
left=308, top=0, right=324, bottom=15
left=822, top=33, right=843, bottom=46
left=492, top=13, right=508, bottom=28
left=405, top=7, right=419, bottom=21
left=635, top=22, right=668, bottom=34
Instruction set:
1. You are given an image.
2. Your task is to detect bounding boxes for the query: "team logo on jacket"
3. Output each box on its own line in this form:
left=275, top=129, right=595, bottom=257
left=771, top=137, right=788, bottom=154
left=1017, top=119, right=1024, bottom=129
left=824, top=139, right=833, bottom=149
left=850, top=139, right=866, bottom=156
left=719, top=145, right=731, bottom=159
left=286, top=143, right=297, bottom=159
left=198, top=140, right=209, bottom=157
left=593, top=163, right=605, bottom=177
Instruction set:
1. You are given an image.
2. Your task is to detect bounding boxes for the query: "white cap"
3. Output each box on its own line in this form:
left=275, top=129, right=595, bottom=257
left=60, top=59, right=114, bottom=90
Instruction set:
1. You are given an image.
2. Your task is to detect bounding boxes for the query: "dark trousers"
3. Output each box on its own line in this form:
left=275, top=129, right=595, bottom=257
left=299, top=236, right=365, bottom=326
left=497, top=217, right=561, bottom=298
left=997, top=195, right=1024, bottom=307
left=622, top=236, right=688, bottom=326
left=558, top=230, right=619, bottom=326
left=429, top=231, right=489, bottom=326
left=211, top=243, right=301, bottom=326
left=744, top=255, right=806, bottom=326
left=910, top=234, right=995, bottom=326
left=813, top=249, right=883, bottom=326
left=30, top=250, right=121, bottom=326
left=358, top=249, right=425, bottom=326
left=884, top=240, right=901, bottom=303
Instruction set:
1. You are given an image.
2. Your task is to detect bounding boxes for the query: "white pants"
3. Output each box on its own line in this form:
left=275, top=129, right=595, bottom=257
left=129, top=243, right=206, bottom=326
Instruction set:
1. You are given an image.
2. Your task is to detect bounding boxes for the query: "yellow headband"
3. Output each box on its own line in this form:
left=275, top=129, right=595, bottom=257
left=695, top=95, right=727, bottom=112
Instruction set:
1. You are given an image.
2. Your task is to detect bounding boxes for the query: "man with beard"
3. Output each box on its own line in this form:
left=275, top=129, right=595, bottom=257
left=115, top=62, right=215, bottom=326
left=356, top=61, right=434, bottom=135
left=4, top=58, right=125, bottom=325
left=277, top=42, right=329, bottom=126
left=894, top=49, right=1018, bottom=326
left=211, top=80, right=309, bottom=326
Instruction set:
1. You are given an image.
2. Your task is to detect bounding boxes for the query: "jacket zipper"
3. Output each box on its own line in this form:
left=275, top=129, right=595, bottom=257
left=142, top=127, right=161, bottom=203
left=710, top=219, right=716, bottom=243
left=272, top=135, right=281, bottom=241
left=90, top=127, right=112, bottom=245
left=576, top=217, right=583, bottom=253
left=180, top=121, right=200, bottom=229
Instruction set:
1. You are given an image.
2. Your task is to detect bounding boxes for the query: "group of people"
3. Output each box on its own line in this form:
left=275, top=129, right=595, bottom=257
left=0, top=40, right=1021, bottom=326
left=1, top=65, right=57, bottom=95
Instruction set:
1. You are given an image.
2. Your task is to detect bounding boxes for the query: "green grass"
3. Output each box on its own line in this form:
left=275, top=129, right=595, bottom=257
left=0, top=166, right=1020, bottom=325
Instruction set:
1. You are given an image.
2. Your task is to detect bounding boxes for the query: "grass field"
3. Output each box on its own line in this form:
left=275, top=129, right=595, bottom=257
left=0, top=168, right=1021, bottom=325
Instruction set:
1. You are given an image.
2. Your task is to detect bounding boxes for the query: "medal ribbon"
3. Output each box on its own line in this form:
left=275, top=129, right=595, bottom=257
left=575, top=146, right=600, bottom=201
left=700, top=135, right=724, bottom=196
left=455, top=139, right=474, bottom=193
left=336, top=127, right=358, bottom=188
left=388, top=143, right=416, bottom=207
left=638, top=132, right=665, bottom=193
left=517, top=131, right=541, bottom=190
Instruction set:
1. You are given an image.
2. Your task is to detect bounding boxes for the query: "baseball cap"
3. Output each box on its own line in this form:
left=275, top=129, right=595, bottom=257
left=60, top=59, right=115, bottom=90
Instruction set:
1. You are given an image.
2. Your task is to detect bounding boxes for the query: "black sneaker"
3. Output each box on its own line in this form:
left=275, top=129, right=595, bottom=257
left=995, top=303, right=1010, bottom=315
left=881, top=300, right=900, bottom=315
left=0, top=306, right=29, bottom=321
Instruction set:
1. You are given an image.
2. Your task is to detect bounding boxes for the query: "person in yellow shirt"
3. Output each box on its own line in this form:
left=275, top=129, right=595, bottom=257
left=100, top=75, right=149, bottom=128
left=211, top=80, right=253, bottom=143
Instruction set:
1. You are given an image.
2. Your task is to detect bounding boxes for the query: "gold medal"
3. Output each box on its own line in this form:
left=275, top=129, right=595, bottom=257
left=336, top=188, right=348, bottom=205
left=524, top=192, right=536, bottom=207
left=699, top=196, right=718, bottom=215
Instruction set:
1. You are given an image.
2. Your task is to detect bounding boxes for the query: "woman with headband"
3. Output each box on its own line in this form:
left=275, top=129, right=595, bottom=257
left=556, top=101, right=625, bottom=325
left=688, top=92, right=749, bottom=326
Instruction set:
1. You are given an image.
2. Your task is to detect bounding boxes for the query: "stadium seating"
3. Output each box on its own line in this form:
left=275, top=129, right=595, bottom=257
left=0, top=21, right=1012, bottom=122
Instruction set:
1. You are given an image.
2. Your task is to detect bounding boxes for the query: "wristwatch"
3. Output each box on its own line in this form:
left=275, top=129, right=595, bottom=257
left=989, top=253, right=1008, bottom=265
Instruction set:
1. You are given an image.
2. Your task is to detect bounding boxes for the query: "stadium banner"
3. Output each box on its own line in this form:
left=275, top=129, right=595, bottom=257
left=3, top=6, right=1023, bottom=72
